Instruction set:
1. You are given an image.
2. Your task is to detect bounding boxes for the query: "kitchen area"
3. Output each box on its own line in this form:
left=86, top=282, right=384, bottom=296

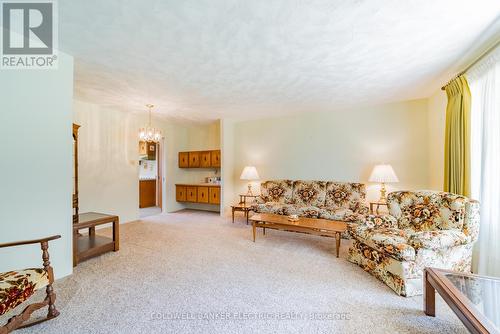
left=139, top=141, right=161, bottom=217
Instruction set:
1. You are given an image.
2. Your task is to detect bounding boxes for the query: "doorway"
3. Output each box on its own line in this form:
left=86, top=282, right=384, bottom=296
left=139, top=140, right=163, bottom=218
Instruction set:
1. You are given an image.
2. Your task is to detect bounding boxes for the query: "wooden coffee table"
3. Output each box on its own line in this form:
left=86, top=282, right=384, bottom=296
left=249, top=213, right=347, bottom=257
left=424, top=268, right=500, bottom=334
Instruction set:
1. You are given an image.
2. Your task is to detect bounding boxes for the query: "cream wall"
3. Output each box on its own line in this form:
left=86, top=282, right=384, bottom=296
left=223, top=99, right=436, bottom=210
left=73, top=101, right=142, bottom=223
left=73, top=101, right=221, bottom=220
left=0, top=53, right=74, bottom=279
left=427, top=89, right=447, bottom=190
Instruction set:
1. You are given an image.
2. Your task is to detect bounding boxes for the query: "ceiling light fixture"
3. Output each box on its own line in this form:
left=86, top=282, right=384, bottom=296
left=139, top=104, right=162, bottom=143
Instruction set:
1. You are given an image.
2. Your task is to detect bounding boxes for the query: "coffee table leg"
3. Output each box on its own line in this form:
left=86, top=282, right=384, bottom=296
left=252, top=221, right=256, bottom=242
left=263, top=227, right=266, bottom=235
left=335, top=232, right=341, bottom=258
left=232, top=208, right=235, bottom=223
left=246, top=211, right=249, bottom=225
left=424, top=270, right=436, bottom=316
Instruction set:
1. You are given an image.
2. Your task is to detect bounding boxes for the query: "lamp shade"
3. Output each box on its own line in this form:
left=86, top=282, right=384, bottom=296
left=240, top=166, right=260, bottom=180
left=369, top=164, right=399, bottom=183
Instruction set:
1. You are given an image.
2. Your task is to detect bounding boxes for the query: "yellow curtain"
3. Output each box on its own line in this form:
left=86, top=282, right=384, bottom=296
left=444, top=75, right=471, bottom=197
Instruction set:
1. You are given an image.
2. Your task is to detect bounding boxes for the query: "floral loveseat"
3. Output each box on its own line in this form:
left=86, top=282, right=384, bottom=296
left=251, top=180, right=369, bottom=224
left=348, top=190, right=480, bottom=297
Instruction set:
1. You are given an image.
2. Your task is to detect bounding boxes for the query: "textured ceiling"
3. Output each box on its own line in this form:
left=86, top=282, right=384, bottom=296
left=59, top=0, right=500, bottom=122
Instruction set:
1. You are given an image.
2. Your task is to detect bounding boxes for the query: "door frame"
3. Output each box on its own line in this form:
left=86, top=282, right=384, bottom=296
left=156, top=141, right=163, bottom=211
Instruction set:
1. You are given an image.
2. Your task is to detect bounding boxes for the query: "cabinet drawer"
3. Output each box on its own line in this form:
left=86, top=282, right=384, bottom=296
left=176, top=185, right=186, bottom=202
left=197, top=187, right=209, bottom=203
left=200, top=151, right=211, bottom=168
left=188, top=152, right=200, bottom=167
left=211, top=150, right=221, bottom=167
left=209, top=187, right=220, bottom=204
left=178, top=152, right=189, bottom=168
left=186, top=186, right=197, bottom=202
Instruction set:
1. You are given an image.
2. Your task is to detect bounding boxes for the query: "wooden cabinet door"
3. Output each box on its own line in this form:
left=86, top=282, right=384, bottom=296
left=209, top=187, right=220, bottom=204
left=197, top=187, right=209, bottom=203
left=176, top=185, right=186, bottom=202
left=179, top=152, right=189, bottom=168
left=188, top=152, right=200, bottom=167
left=211, top=150, right=221, bottom=167
left=139, top=180, right=156, bottom=208
left=139, top=141, right=147, bottom=155
left=200, top=151, right=211, bottom=168
left=186, top=186, right=197, bottom=202
left=147, top=142, right=156, bottom=160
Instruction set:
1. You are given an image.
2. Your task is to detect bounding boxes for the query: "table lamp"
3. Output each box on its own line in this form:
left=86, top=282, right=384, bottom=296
left=369, top=164, right=399, bottom=203
left=240, top=166, right=260, bottom=196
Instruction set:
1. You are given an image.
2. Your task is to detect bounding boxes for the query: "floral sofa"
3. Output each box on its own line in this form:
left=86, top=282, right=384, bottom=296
left=348, top=190, right=480, bottom=297
left=251, top=180, right=369, bottom=224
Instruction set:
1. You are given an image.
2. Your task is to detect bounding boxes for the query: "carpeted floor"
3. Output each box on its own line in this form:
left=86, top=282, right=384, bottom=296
left=6, top=210, right=467, bottom=333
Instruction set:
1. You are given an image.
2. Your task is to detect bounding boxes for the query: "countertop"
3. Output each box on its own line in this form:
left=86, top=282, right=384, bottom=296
left=176, top=183, right=221, bottom=187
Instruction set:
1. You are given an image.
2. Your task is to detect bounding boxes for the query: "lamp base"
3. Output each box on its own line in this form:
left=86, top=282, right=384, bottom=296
left=246, top=183, right=253, bottom=196
left=378, top=182, right=387, bottom=203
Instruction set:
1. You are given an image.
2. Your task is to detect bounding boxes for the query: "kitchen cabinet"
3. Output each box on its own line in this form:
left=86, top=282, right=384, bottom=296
left=197, top=187, right=209, bottom=203
left=186, top=186, right=198, bottom=202
left=178, top=150, right=221, bottom=168
left=178, top=152, right=189, bottom=168
left=188, top=152, right=200, bottom=167
left=200, top=151, right=211, bottom=168
left=139, top=180, right=156, bottom=208
left=211, top=150, right=221, bottom=167
left=209, top=187, right=220, bottom=204
left=176, top=184, right=221, bottom=206
left=176, top=185, right=186, bottom=202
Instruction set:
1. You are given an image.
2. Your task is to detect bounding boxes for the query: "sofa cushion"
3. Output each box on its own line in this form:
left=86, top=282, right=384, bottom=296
left=325, top=182, right=367, bottom=213
left=253, top=202, right=295, bottom=215
left=318, top=207, right=362, bottom=222
left=288, top=205, right=322, bottom=218
left=292, top=180, right=326, bottom=207
left=350, top=227, right=415, bottom=261
left=259, top=180, right=293, bottom=204
left=388, top=191, right=467, bottom=232
left=408, top=229, right=471, bottom=250
left=0, top=268, right=49, bottom=315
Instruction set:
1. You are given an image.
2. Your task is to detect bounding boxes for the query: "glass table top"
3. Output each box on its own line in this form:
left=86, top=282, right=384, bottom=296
left=445, top=273, right=500, bottom=330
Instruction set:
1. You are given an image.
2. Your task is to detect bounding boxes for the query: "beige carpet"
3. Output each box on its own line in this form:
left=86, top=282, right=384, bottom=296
left=5, top=210, right=467, bottom=333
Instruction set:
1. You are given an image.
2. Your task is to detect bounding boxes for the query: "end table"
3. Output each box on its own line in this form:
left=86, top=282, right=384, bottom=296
left=370, top=202, right=389, bottom=214
left=231, top=204, right=253, bottom=225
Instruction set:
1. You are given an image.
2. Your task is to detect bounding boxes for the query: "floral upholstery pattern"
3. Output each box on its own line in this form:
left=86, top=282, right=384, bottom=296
left=252, top=180, right=369, bottom=227
left=408, top=230, right=470, bottom=250
left=259, top=180, right=294, bottom=204
left=350, top=227, right=416, bottom=261
left=0, top=268, right=49, bottom=315
left=348, top=190, right=480, bottom=297
left=252, top=202, right=295, bottom=216
left=292, top=181, right=326, bottom=207
left=387, top=191, right=468, bottom=232
left=325, top=182, right=368, bottom=214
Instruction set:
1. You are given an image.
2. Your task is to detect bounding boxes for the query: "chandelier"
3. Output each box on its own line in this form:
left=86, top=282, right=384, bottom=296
left=139, top=104, right=162, bottom=143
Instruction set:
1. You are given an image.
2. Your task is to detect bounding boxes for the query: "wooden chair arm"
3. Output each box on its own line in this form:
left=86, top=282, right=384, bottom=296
left=0, top=235, right=61, bottom=249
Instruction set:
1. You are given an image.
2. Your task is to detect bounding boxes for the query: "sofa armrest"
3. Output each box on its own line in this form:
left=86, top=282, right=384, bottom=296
left=463, top=200, right=480, bottom=242
left=408, top=230, right=471, bottom=250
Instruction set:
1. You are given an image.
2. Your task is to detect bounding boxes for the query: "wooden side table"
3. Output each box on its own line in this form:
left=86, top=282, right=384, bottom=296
left=231, top=204, right=252, bottom=225
left=73, top=212, right=119, bottom=266
left=370, top=202, right=389, bottom=214
left=238, top=194, right=259, bottom=205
